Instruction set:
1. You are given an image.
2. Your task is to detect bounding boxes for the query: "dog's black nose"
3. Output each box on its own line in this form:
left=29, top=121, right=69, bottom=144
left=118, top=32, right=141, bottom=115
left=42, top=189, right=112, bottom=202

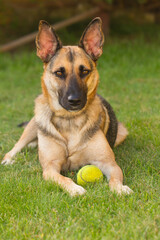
left=68, top=95, right=81, bottom=106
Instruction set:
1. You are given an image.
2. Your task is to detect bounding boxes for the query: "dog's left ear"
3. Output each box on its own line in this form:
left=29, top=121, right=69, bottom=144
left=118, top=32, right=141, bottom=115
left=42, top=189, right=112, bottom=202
left=79, top=17, right=104, bottom=61
left=36, top=20, right=62, bottom=63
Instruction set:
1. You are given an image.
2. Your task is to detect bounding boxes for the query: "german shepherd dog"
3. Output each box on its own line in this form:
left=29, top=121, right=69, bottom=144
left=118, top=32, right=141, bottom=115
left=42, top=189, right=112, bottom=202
left=2, top=18, right=133, bottom=196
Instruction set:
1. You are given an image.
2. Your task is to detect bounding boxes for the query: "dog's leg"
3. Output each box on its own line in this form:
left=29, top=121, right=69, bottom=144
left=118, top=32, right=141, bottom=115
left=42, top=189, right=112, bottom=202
left=43, top=167, right=86, bottom=197
left=38, top=132, right=86, bottom=197
left=114, top=122, right=128, bottom=147
left=86, top=130, right=133, bottom=195
left=2, top=117, right=37, bottom=165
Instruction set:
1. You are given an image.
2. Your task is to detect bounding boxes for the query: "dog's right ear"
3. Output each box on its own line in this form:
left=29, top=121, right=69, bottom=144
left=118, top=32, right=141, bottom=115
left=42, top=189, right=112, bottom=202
left=36, top=20, right=62, bottom=63
left=79, top=17, right=104, bottom=61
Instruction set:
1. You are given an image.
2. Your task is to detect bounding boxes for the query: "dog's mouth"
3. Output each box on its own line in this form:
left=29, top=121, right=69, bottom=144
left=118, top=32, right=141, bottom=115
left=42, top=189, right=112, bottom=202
left=69, top=105, right=85, bottom=112
left=59, top=99, right=87, bottom=112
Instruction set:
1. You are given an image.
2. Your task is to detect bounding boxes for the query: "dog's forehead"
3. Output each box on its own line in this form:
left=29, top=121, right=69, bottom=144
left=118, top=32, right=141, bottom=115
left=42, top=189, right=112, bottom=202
left=49, top=46, right=94, bottom=70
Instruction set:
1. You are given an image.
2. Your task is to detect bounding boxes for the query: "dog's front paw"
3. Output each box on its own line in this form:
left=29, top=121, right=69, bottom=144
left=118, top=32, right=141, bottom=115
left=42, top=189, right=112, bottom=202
left=116, top=184, right=133, bottom=195
left=120, top=185, right=133, bottom=195
left=1, top=158, right=15, bottom=165
left=68, top=183, right=86, bottom=197
left=110, top=183, right=133, bottom=195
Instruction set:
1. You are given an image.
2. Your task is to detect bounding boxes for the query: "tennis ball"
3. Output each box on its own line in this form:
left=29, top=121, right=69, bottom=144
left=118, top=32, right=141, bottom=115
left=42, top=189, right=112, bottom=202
left=77, top=165, right=103, bottom=186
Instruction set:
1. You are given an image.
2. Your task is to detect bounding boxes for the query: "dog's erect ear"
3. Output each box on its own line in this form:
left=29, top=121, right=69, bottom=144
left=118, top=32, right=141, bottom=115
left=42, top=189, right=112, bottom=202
left=79, top=17, right=104, bottom=61
left=36, top=20, right=62, bottom=63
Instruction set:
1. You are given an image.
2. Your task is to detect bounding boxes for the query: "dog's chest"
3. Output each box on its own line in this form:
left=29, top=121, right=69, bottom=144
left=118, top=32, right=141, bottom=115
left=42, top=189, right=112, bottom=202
left=50, top=105, right=106, bottom=170
left=52, top=114, right=87, bottom=149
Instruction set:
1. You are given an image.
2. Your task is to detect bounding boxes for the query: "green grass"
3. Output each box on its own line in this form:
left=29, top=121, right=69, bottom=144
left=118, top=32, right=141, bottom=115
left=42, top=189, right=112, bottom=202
left=0, top=22, right=160, bottom=240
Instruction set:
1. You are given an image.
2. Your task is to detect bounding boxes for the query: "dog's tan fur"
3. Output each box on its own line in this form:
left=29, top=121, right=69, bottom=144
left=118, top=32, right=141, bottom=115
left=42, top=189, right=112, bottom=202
left=2, top=18, right=132, bottom=196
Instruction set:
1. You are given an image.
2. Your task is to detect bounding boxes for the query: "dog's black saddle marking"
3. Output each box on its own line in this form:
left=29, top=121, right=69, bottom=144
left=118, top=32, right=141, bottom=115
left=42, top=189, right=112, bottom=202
left=98, top=95, right=118, bottom=148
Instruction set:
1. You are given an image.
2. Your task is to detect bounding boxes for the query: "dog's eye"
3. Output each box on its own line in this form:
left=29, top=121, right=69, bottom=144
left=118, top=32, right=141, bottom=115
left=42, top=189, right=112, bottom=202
left=56, top=71, right=63, bottom=76
left=82, top=70, right=89, bottom=75
left=79, top=65, right=90, bottom=78
left=54, top=67, right=65, bottom=79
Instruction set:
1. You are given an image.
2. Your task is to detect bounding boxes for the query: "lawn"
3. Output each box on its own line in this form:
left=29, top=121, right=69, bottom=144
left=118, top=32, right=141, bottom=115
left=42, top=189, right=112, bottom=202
left=0, top=20, right=160, bottom=240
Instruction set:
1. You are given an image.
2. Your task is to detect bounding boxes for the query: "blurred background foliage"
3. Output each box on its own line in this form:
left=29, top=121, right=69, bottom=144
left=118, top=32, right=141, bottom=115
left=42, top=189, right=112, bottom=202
left=0, top=0, right=160, bottom=45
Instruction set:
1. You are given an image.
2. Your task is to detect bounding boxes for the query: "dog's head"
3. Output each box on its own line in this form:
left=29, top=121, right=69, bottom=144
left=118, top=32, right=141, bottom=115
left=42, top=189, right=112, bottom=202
left=36, top=18, right=104, bottom=113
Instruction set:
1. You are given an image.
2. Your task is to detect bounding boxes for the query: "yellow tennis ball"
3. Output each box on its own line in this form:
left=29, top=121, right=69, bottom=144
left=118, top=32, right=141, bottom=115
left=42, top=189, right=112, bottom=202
left=77, top=165, right=103, bottom=186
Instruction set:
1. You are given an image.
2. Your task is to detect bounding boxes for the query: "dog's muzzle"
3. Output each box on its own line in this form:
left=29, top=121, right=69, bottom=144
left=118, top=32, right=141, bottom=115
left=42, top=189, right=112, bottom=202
left=59, top=91, right=87, bottom=111
left=68, top=94, right=82, bottom=108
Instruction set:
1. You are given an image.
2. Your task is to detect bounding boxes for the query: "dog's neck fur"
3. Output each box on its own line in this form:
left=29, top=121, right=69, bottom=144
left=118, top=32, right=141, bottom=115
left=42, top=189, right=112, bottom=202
left=34, top=93, right=108, bottom=144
